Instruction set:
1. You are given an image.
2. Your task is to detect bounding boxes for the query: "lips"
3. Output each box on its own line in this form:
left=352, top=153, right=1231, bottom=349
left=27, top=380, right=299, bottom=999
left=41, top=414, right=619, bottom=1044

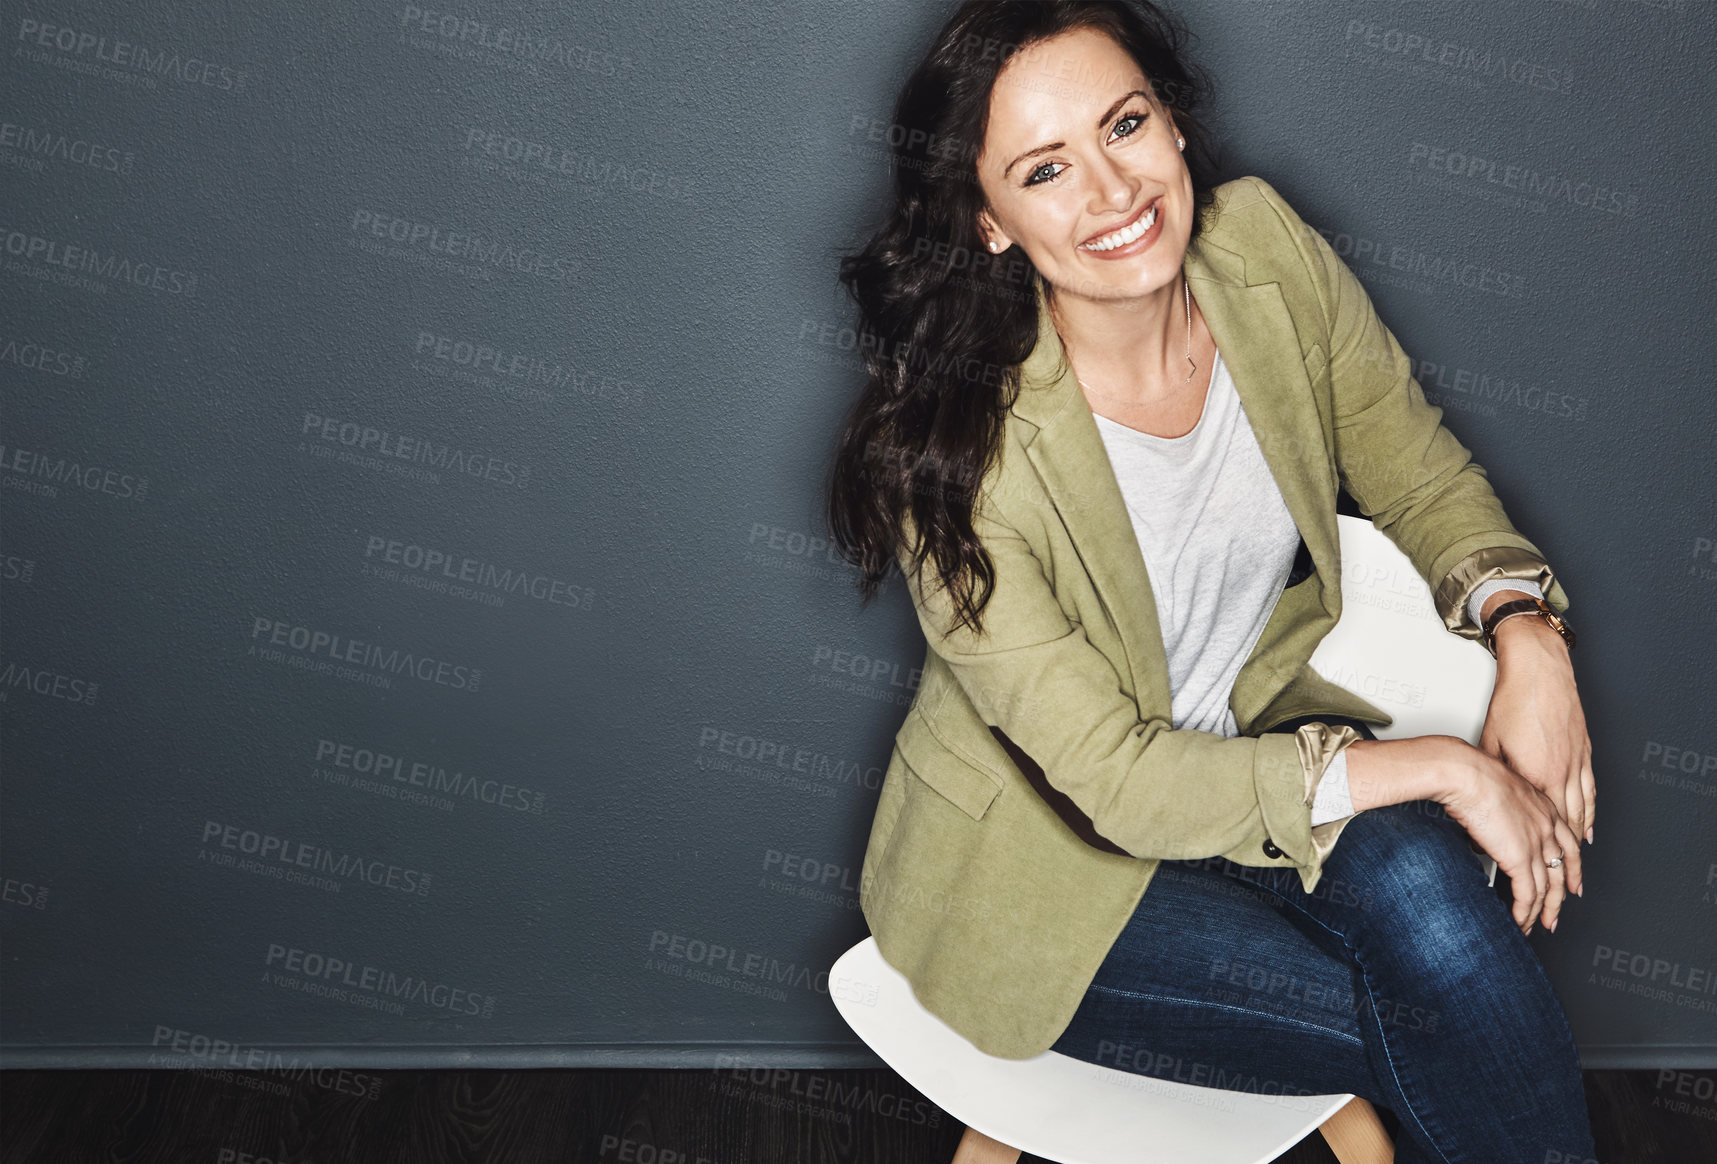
left=1079, top=195, right=1162, bottom=252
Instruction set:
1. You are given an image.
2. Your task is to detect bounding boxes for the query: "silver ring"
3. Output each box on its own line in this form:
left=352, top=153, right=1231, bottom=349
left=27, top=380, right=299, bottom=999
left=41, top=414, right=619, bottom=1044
left=1546, top=856, right=1564, bottom=869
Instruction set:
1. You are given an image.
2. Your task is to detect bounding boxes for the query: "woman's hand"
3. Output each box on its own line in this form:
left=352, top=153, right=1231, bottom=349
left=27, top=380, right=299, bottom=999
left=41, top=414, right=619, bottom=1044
left=1438, top=742, right=1585, bottom=935
left=1479, top=612, right=1596, bottom=846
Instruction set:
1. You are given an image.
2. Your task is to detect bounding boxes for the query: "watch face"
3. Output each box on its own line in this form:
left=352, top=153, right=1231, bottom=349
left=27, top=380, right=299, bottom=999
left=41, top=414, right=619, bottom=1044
left=1529, top=598, right=1569, bottom=630
left=1540, top=606, right=1574, bottom=645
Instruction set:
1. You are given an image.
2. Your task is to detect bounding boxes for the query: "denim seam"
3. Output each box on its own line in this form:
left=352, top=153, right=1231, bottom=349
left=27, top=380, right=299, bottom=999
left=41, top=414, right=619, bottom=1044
left=1082, top=983, right=1366, bottom=1048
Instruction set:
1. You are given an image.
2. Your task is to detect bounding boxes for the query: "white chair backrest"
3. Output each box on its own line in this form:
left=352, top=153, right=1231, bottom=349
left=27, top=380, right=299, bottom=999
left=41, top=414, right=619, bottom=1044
left=1307, top=514, right=1499, bottom=884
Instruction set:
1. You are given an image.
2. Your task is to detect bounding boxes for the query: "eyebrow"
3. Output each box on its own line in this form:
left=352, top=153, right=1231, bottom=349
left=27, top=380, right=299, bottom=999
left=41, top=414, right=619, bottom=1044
left=1002, top=88, right=1153, bottom=180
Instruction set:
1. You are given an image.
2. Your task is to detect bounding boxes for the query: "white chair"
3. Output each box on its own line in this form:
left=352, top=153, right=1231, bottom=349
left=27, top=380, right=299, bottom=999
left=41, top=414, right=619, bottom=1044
left=832, top=514, right=1503, bottom=1163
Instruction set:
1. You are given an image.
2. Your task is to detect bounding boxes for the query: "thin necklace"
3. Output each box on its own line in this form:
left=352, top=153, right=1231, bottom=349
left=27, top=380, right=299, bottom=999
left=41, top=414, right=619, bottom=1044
left=1074, top=272, right=1197, bottom=408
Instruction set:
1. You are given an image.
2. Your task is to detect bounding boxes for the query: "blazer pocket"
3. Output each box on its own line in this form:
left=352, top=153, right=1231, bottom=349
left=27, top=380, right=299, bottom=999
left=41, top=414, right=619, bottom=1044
left=895, top=710, right=1004, bottom=821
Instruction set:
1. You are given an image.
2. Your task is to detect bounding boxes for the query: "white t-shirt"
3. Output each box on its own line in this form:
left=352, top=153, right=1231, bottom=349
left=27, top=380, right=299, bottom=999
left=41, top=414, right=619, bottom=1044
left=1091, top=345, right=1301, bottom=740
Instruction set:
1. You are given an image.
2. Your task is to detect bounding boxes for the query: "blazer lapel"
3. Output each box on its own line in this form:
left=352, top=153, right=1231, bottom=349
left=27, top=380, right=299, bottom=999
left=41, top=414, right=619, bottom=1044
left=1007, top=232, right=1338, bottom=719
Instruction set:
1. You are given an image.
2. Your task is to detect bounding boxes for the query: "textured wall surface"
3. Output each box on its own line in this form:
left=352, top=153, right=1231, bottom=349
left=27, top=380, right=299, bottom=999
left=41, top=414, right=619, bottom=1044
left=2, top=0, right=1712, bottom=1069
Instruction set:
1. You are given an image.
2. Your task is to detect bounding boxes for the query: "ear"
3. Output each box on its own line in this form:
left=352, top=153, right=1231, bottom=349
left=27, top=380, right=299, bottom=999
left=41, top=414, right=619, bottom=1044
left=976, top=208, right=1013, bottom=254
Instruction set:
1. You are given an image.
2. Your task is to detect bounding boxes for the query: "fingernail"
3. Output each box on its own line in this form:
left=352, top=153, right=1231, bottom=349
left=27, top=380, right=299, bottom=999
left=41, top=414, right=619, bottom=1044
left=1586, top=826, right=1594, bottom=844
left=1549, top=918, right=1558, bottom=932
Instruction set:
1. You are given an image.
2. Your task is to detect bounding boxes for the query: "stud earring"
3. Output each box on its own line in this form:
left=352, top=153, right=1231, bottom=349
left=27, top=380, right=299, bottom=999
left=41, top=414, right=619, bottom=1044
left=1176, top=136, right=1185, bottom=150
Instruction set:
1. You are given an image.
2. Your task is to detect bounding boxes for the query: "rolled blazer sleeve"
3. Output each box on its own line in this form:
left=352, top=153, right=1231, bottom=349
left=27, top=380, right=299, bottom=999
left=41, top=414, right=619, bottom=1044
left=1254, top=177, right=1570, bottom=639
left=898, top=497, right=1359, bottom=892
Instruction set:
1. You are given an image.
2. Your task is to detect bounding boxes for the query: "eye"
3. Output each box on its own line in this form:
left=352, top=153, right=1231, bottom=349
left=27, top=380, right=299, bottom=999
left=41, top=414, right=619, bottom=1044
left=1024, top=161, right=1066, bottom=187
left=1111, top=109, right=1149, bottom=141
left=1021, top=108, right=1152, bottom=188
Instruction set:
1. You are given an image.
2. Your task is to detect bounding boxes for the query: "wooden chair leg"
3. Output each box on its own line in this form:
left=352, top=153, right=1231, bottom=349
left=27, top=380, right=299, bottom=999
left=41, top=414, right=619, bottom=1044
left=1319, top=1096, right=1394, bottom=1164
left=950, top=1123, right=1022, bottom=1164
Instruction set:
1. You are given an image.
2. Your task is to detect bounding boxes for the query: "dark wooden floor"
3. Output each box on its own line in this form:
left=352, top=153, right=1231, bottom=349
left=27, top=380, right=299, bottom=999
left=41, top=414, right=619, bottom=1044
left=1, top=1066, right=1712, bottom=1162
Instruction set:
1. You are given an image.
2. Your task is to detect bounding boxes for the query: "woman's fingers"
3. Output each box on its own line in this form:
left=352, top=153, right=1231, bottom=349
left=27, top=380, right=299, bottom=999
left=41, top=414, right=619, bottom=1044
left=1521, top=844, right=1548, bottom=935
left=1461, top=746, right=1585, bottom=935
left=1580, top=742, right=1597, bottom=846
left=1540, top=814, right=1584, bottom=932
left=1565, top=735, right=1589, bottom=841
left=1559, top=802, right=1585, bottom=897
left=1540, top=857, right=1567, bottom=933
left=1510, top=869, right=1534, bottom=932
left=1501, top=839, right=1536, bottom=933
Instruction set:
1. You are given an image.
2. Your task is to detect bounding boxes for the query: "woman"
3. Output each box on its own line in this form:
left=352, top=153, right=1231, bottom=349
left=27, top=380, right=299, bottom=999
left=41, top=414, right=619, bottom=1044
left=822, top=1, right=1597, bottom=1159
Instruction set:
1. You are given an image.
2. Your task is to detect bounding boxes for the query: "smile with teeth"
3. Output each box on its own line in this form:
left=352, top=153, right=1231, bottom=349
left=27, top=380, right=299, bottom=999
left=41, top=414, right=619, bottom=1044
left=1080, top=201, right=1159, bottom=251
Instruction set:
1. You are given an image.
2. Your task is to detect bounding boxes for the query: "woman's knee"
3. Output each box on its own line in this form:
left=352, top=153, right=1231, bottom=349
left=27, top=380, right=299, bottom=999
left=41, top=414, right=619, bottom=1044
left=1329, top=802, right=1506, bottom=959
left=1334, top=799, right=1483, bottom=893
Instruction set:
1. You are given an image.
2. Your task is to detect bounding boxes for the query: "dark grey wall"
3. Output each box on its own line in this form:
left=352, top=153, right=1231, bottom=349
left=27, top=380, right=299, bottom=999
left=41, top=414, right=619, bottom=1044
left=2, top=0, right=1712, bottom=1070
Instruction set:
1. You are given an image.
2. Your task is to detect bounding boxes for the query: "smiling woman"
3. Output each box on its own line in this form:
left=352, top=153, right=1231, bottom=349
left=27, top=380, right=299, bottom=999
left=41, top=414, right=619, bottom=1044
left=820, top=2, right=1596, bottom=1161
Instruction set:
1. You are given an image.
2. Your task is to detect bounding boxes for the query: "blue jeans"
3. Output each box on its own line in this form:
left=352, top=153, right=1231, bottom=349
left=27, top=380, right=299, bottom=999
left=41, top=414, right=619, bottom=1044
left=1046, top=716, right=1596, bottom=1164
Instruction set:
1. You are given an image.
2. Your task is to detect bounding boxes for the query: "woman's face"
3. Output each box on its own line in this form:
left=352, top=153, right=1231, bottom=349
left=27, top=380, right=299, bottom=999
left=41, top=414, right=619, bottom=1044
left=974, top=27, right=1193, bottom=305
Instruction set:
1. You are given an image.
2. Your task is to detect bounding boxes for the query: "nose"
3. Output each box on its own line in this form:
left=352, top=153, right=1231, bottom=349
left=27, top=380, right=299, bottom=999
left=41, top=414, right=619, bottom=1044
left=1086, top=149, right=1138, bottom=213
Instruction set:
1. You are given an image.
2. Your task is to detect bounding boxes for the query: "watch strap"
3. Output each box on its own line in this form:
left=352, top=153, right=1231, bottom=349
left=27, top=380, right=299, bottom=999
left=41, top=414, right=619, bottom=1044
left=1481, top=596, right=1575, bottom=657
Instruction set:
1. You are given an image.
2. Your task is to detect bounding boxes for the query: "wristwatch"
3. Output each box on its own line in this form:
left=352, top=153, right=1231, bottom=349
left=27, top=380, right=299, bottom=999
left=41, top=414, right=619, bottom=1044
left=1481, top=596, right=1576, bottom=657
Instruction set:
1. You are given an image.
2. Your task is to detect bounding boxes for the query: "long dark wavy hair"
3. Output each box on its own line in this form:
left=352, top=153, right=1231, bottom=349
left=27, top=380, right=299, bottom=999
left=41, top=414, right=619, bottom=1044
left=823, top=0, right=1224, bottom=639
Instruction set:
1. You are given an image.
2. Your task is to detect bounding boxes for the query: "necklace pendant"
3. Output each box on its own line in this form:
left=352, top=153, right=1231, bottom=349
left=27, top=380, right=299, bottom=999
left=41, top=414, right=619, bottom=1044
left=1183, top=355, right=1197, bottom=384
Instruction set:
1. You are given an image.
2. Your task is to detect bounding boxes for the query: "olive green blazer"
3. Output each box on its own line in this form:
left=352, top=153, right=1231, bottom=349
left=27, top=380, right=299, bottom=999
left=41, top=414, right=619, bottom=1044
left=857, top=175, right=1570, bottom=1061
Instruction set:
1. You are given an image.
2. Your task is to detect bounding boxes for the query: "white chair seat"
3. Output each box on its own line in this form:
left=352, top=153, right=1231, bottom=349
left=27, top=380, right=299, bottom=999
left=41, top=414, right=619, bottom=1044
left=831, top=935, right=1355, bottom=1164
left=831, top=514, right=1498, bottom=1161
